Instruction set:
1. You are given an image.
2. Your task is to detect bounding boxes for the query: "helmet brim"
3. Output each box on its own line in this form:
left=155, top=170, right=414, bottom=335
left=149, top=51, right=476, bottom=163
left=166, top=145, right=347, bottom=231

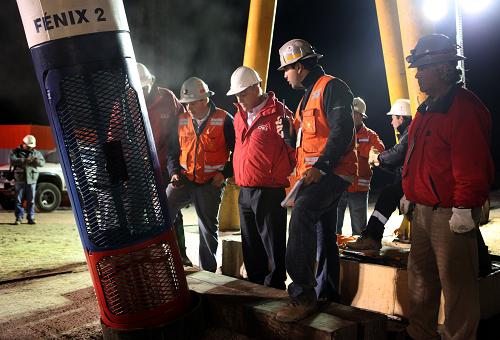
left=179, top=90, right=215, bottom=103
left=277, top=53, right=323, bottom=71
left=407, top=54, right=465, bottom=68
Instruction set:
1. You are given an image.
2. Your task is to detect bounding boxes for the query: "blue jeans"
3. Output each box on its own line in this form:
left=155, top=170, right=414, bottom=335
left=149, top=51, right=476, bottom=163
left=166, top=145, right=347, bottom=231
left=336, top=191, right=368, bottom=235
left=286, top=174, right=349, bottom=303
left=15, top=182, right=36, bottom=221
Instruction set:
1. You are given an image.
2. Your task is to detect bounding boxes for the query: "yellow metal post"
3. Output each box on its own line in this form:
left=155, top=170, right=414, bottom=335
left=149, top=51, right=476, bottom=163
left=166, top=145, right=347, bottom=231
left=396, top=0, right=434, bottom=115
left=219, top=0, right=277, bottom=231
left=243, top=0, right=277, bottom=90
left=375, top=0, right=408, bottom=106
left=375, top=0, right=409, bottom=144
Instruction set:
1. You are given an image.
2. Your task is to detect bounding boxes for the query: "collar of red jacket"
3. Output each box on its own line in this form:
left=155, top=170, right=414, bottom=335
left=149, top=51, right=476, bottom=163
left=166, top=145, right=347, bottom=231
left=417, top=84, right=462, bottom=114
left=234, top=91, right=280, bottom=118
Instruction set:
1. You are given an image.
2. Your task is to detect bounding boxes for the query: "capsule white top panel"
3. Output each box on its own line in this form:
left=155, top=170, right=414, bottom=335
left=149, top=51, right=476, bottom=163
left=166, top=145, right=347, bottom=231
left=17, top=0, right=130, bottom=48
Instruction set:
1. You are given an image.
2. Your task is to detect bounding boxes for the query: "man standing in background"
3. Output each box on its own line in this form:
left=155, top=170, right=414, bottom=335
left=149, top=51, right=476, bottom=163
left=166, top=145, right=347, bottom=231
left=137, top=63, right=192, bottom=266
left=336, top=97, right=384, bottom=235
left=10, top=135, right=45, bottom=225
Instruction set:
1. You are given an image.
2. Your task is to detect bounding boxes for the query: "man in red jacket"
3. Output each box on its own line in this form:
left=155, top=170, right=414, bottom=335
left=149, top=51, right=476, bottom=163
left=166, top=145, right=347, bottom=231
left=227, top=66, right=295, bottom=290
left=402, top=34, right=494, bottom=340
left=137, top=63, right=192, bottom=266
left=336, top=97, right=384, bottom=235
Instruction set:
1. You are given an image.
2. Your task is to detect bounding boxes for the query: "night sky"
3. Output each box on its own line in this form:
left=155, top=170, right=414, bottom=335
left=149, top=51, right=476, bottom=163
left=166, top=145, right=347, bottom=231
left=1, top=0, right=499, bottom=185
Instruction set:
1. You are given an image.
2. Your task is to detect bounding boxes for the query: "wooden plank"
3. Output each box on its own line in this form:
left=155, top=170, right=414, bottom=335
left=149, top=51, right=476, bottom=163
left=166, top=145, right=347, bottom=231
left=322, top=302, right=387, bottom=340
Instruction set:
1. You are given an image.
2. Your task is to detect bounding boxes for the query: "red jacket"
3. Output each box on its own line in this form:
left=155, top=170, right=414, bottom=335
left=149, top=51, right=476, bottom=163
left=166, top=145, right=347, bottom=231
left=233, top=92, right=295, bottom=187
left=348, top=124, right=384, bottom=192
left=402, top=87, right=494, bottom=208
left=146, top=87, right=184, bottom=173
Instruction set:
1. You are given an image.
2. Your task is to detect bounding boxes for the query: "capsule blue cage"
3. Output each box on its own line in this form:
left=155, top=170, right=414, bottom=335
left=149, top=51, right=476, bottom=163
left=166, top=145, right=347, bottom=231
left=23, top=18, right=172, bottom=251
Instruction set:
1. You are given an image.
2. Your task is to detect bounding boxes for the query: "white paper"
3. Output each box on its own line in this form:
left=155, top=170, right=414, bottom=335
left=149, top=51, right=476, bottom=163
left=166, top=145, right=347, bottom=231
left=281, top=179, right=304, bottom=208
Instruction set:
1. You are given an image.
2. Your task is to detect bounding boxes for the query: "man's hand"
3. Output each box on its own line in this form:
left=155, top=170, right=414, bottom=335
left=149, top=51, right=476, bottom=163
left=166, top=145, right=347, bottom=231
left=170, top=173, right=184, bottom=188
left=302, top=167, right=323, bottom=186
left=276, top=116, right=294, bottom=139
left=211, top=172, right=225, bottom=188
left=368, top=147, right=380, bottom=166
left=449, top=207, right=476, bottom=233
left=400, top=195, right=411, bottom=215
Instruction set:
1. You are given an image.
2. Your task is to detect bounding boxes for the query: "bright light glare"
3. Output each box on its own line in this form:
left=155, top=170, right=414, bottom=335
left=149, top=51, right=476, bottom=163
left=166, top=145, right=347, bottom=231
left=423, top=0, right=449, bottom=21
left=461, top=0, right=491, bottom=13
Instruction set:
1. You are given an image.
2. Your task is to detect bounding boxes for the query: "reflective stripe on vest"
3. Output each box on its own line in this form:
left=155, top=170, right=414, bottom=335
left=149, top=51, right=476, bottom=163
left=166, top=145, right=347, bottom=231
left=178, top=108, right=230, bottom=183
left=293, top=75, right=357, bottom=179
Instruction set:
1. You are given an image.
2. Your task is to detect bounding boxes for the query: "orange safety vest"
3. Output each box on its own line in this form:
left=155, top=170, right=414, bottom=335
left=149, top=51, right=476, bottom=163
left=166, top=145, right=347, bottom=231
left=293, top=75, right=357, bottom=180
left=178, top=108, right=230, bottom=184
left=348, top=124, right=384, bottom=192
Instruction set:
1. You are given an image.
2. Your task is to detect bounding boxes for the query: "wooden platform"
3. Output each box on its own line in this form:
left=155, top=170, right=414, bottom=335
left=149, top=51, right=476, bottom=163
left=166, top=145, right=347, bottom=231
left=186, top=269, right=387, bottom=339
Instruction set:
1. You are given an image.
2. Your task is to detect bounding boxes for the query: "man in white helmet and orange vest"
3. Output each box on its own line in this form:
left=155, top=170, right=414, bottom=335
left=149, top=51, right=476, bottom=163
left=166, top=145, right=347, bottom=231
left=136, top=63, right=193, bottom=266
left=10, top=135, right=45, bottom=225
left=227, top=65, right=295, bottom=290
left=401, top=34, right=493, bottom=339
left=336, top=97, right=384, bottom=236
left=275, top=39, right=357, bottom=322
left=166, top=77, right=235, bottom=272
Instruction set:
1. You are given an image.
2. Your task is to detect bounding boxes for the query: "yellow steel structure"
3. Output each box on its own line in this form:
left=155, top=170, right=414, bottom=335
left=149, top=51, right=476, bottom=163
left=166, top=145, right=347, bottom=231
left=243, top=0, right=277, bottom=91
left=219, top=0, right=277, bottom=231
left=374, top=0, right=408, bottom=107
left=396, top=0, right=433, bottom=115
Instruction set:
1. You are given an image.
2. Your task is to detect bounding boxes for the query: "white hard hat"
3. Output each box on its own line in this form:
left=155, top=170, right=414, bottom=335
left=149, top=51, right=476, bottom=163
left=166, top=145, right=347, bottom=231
left=277, top=39, right=323, bottom=71
left=353, top=97, right=367, bottom=118
left=23, top=135, right=36, bottom=148
left=136, top=62, right=155, bottom=89
left=386, top=99, right=412, bottom=117
left=226, top=66, right=262, bottom=96
left=179, top=77, right=214, bottom=103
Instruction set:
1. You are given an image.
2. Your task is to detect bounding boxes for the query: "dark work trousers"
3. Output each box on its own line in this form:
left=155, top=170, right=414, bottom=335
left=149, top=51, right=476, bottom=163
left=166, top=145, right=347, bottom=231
left=239, top=187, right=287, bottom=290
left=286, top=174, right=349, bottom=304
left=361, top=179, right=403, bottom=241
left=167, top=181, right=223, bottom=272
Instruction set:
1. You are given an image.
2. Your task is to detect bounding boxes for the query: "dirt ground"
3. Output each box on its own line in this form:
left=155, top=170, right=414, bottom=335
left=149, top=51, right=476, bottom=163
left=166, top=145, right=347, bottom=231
left=0, top=190, right=499, bottom=339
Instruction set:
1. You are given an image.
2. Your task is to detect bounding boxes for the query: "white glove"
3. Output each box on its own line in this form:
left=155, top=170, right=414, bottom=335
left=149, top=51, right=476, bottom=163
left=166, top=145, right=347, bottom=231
left=449, top=207, right=476, bottom=233
left=400, top=195, right=411, bottom=215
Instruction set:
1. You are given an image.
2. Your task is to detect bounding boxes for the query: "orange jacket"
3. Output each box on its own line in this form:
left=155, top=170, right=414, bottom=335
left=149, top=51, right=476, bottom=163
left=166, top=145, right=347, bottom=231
left=178, top=108, right=230, bottom=184
left=293, top=75, right=357, bottom=179
left=348, top=124, right=384, bottom=192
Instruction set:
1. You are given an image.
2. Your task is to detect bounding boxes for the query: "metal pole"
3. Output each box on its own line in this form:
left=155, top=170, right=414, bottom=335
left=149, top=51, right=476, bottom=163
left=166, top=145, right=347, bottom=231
left=243, top=0, right=277, bottom=91
left=455, top=0, right=466, bottom=87
left=396, top=0, right=434, bottom=115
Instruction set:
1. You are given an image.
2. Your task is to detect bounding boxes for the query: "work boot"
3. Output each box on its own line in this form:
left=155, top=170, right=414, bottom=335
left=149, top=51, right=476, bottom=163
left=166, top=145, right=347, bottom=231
left=27, top=219, right=37, bottom=225
left=276, top=300, right=318, bottom=323
left=14, top=218, right=22, bottom=225
left=345, top=235, right=381, bottom=251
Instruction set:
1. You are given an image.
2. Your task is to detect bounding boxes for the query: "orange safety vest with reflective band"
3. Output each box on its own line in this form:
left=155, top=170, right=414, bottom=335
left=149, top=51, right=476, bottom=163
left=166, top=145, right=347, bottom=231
left=293, top=75, right=357, bottom=180
left=348, top=125, right=384, bottom=192
left=178, top=108, right=230, bottom=184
